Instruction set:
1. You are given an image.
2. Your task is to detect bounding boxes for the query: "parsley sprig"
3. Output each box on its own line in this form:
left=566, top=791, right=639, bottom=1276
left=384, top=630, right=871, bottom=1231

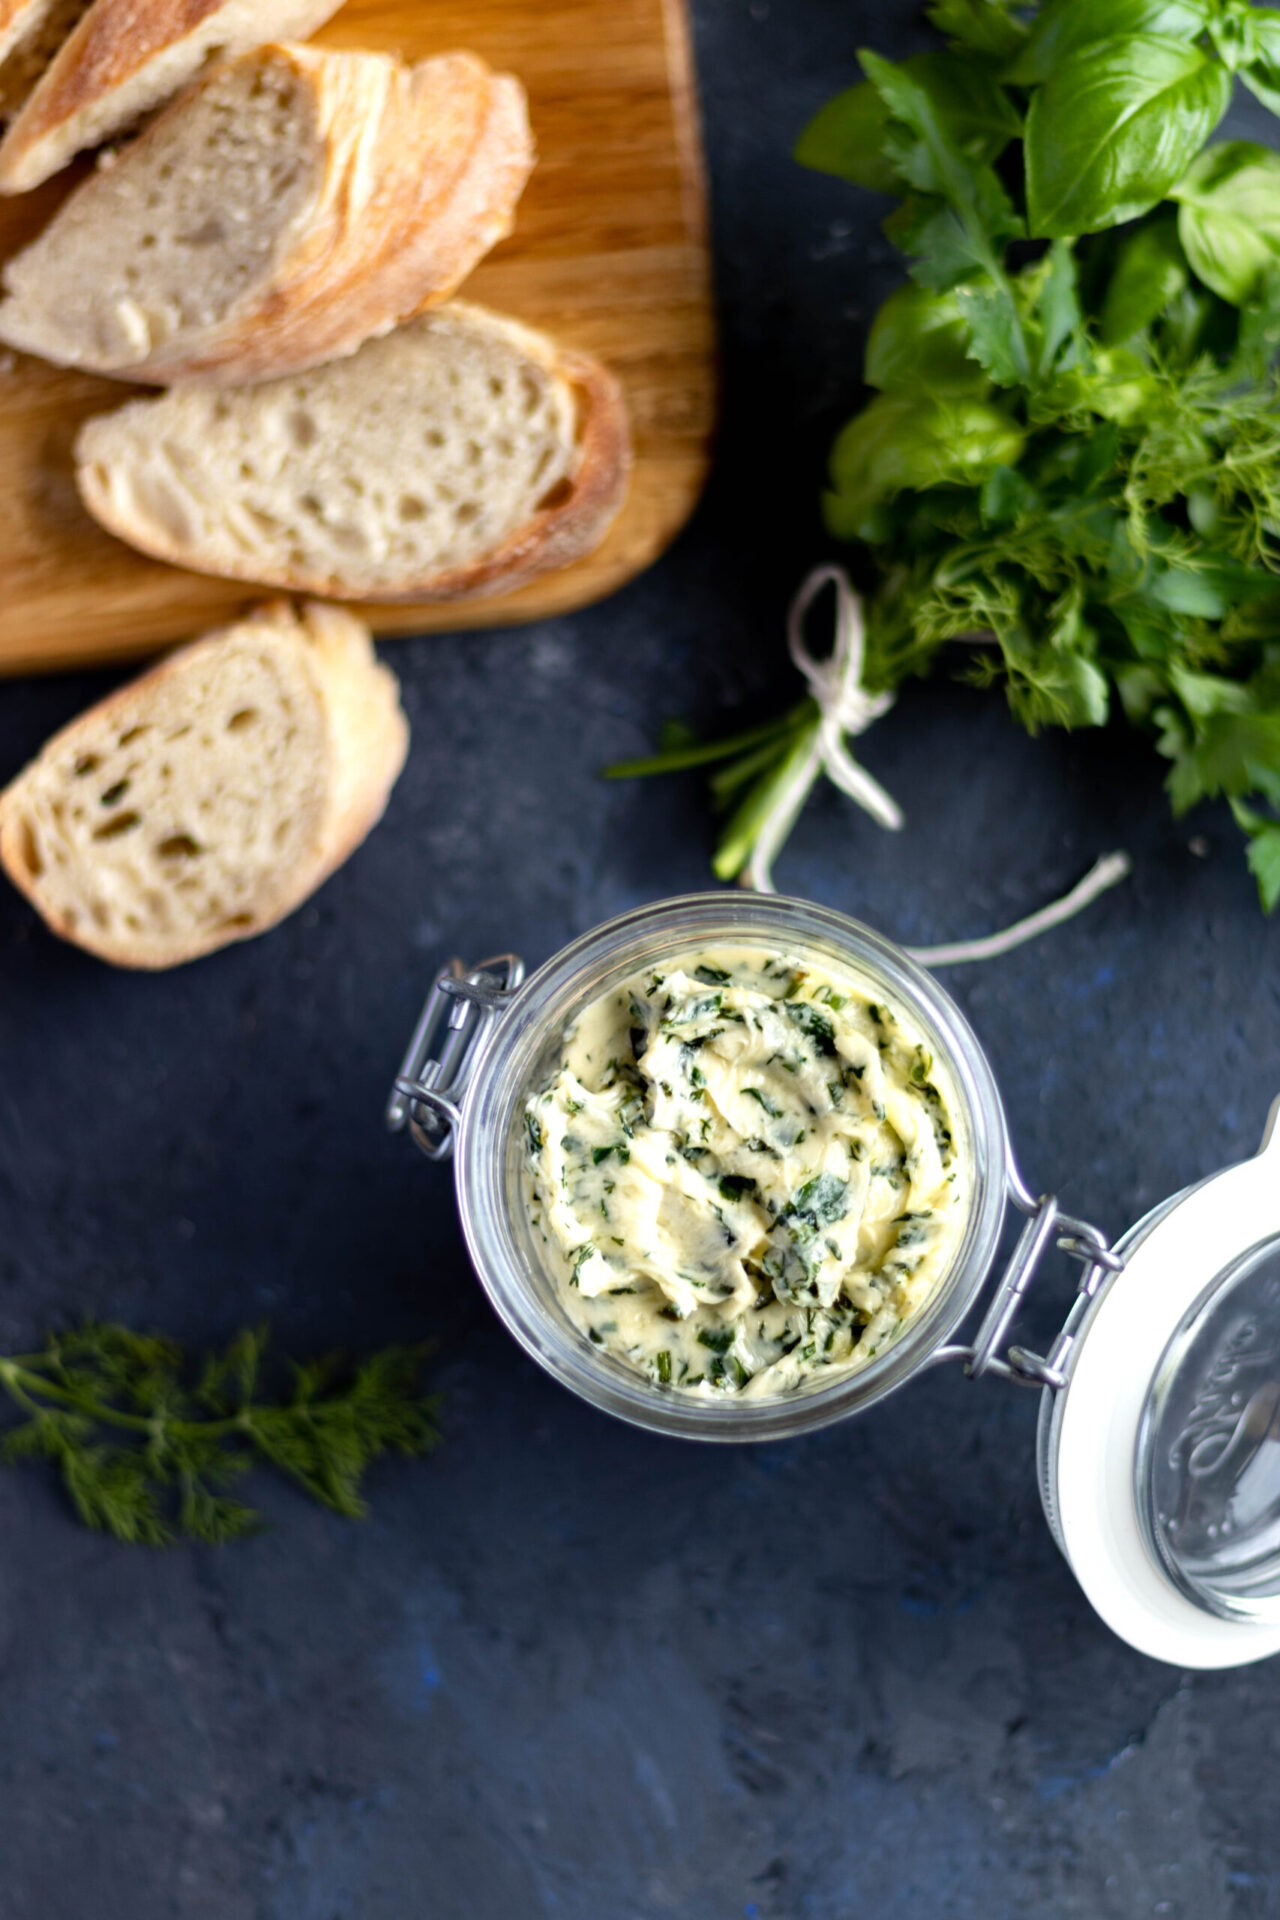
left=615, top=0, right=1280, bottom=909
left=0, top=1324, right=440, bottom=1544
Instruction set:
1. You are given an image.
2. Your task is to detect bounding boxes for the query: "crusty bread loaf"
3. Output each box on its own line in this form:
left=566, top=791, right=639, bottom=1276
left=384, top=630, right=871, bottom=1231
left=0, top=600, right=408, bottom=968
left=0, top=43, right=533, bottom=384
left=0, top=0, right=342, bottom=194
left=0, top=0, right=91, bottom=121
left=75, top=302, right=633, bottom=601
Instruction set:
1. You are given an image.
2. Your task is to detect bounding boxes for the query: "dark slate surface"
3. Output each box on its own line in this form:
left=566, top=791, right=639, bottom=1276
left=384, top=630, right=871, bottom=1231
left=1, top=3, right=1278, bottom=1915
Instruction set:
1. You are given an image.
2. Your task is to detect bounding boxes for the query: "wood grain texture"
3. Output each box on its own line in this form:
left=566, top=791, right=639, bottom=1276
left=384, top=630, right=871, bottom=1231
left=0, top=0, right=715, bottom=674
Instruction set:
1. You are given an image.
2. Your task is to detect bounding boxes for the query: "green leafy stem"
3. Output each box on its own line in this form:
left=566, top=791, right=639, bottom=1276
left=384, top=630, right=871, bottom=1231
left=0, top=1324, right=441, bottom=1544
left=612, top=0, right=1280, bottom=909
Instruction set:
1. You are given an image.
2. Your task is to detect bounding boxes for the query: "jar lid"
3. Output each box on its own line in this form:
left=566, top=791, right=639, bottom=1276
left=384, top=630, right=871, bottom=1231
left=1042, top=1098, right=1280, bottom=1668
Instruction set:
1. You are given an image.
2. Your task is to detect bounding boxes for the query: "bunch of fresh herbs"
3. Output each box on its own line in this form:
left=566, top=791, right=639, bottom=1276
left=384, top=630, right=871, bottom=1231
left=0, top=1322, right=440, bottom=1544
left=616, top=0, right=1280, bottom=909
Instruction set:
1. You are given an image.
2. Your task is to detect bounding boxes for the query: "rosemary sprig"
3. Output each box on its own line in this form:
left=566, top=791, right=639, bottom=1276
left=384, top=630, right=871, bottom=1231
left=0, top=1323, right=441, bottom=1544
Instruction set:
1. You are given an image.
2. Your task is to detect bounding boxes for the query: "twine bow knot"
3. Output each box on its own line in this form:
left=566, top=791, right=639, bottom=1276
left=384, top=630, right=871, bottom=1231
left=745, top=564, right=1131, bottom=966
left=744, top=567, right=902, bottom=893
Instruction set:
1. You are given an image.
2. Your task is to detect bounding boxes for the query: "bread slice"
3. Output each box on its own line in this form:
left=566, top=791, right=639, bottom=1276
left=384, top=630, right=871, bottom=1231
left=0, top=600, right=408, bottom=968
left=0, top=0, right=342, bottom=194
left=0, top=43, right=534, bottom=383
left=0, top=0, right=91, bottom=121
left=74, top=302, right=633, bottom=602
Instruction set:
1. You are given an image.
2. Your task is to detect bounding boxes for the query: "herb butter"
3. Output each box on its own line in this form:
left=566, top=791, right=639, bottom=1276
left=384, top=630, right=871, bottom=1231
left=523, top=947, right=968, bottom=1398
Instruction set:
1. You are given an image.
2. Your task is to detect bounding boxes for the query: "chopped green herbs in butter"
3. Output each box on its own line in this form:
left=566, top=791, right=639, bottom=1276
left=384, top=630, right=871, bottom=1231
left=523, top=947, right=968, bottom=1399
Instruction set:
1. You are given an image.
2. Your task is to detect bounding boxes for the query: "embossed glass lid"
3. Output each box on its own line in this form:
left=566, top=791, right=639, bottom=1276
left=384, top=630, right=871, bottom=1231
left=1040, top=1101, right=1280, bottom=1669
left=1138, top=1238, right=1280, bottom=1623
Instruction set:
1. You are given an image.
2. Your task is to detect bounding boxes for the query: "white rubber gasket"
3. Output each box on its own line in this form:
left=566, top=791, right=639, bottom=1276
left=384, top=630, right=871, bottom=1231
left=1054, top=1099, right=1280, bottom=1668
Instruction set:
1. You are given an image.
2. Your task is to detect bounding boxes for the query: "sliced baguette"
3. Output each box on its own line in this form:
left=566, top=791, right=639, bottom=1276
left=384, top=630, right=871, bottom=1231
left=0, top=600, right=408, bottom=968
left=0, top=43, right=533, bottom=384
left=0, top=0, right=342, bottom=194
left=75, top=302, right=633, bottom=602
left=0, top=0, right=91, bottom=121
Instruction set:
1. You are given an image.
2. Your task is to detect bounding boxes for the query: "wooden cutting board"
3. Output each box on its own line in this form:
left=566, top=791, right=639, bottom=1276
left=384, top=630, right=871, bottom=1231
left=0, top=0, right=715, bottom=674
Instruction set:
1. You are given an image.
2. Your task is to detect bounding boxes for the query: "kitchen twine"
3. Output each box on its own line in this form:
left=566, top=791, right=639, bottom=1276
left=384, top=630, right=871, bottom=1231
left=744, top=564, right=1132, bottom=966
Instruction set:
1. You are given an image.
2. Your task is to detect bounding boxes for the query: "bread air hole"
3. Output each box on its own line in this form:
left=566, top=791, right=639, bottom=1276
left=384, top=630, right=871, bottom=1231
left=179, top=218, right=226, bottom=249
left=226, top=708, right=258, bottom=733
left=398, top=495, right=426, bottom=522
left=537, top=478, right=574, bottom=513
left=157, top=834, right=202, bottom=859
left=72, top=753, right=100, bottom=777
left=14, top=818, right=42, bottom=879
left=118, top=725, right=150, bottom=746
left=92, top=811, right=141, bottom=841
left=218, top=914, right=256, bottom=933
left=99, top=779, right=130, bottom=806
left=288, top=411, right=318, bottom=450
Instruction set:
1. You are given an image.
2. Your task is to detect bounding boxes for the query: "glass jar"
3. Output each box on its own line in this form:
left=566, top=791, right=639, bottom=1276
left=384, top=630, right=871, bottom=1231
left=388, top=892, right=1280, bottom=1668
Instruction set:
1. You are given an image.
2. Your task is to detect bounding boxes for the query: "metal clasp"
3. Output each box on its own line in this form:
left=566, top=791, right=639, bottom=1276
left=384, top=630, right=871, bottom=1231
left=934, top=1159, right=1125, bottom=1390
left=385, top=954, right=524, bottom=1162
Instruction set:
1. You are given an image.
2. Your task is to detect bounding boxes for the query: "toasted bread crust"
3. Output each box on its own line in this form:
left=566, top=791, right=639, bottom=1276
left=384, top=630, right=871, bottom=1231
left=0, top=43, right=534, bottom=386
left=0, top=0, right=339, bottom=191
left=181, top=62, right=534, bottom=385
left=0, top=0, right=342, bottom=192
left=74, top=305, right=634, bottom=603
left=0, top=0, right=42, bottom=62
left=138, top=52, right=534, bottom=385
left=0, top=600, right=409, bottom=968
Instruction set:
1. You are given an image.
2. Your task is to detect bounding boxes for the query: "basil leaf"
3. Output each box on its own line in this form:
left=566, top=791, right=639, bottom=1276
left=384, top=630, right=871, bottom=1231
left=1170, top=141, right=1280, bottom=303
left=1098, top=217, right=1189, bottom=341
left=795, top=49, right=1018, bottom=192
left=1005, top=0, right=1212, bottom=86
left=795, top=83, right=901, bottom=190
left=824, top=391, right=1025, bottom=539
left=1238, top=9, right=1280, bottom=113
left=926, top=0, right=1027, bottom=60
left=1241, top=20, right=1280, bottom=117
left=1025, top=37, right=1231, bottom=239
left=864, top=284, right=988, bottom=392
